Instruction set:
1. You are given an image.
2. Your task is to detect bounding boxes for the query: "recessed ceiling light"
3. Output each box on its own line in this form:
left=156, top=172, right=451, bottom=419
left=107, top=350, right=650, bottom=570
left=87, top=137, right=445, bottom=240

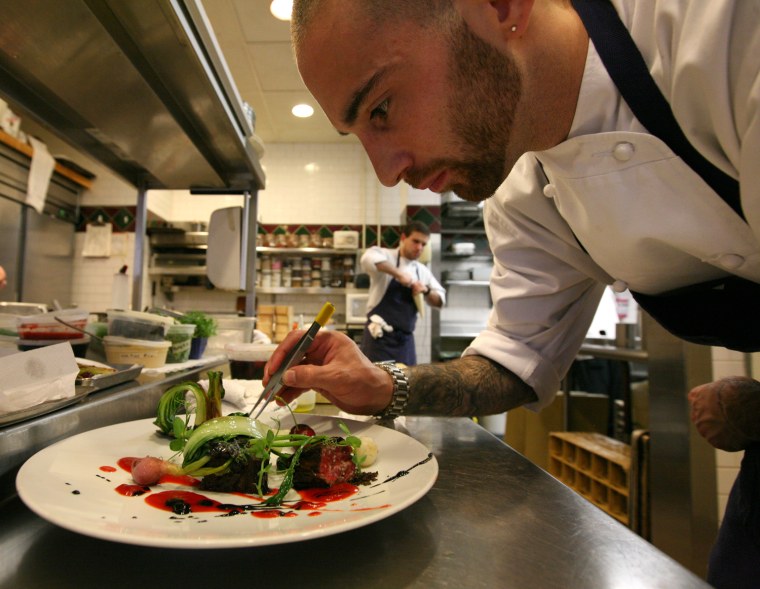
left=291, top=103, right=314, bottom=118
left=270, top=0, right=292, bottom=21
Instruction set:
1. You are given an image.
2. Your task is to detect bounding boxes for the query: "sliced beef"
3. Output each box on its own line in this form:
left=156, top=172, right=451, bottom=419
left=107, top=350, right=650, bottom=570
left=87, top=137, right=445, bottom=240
left=290, top=438, right=357, bottom=489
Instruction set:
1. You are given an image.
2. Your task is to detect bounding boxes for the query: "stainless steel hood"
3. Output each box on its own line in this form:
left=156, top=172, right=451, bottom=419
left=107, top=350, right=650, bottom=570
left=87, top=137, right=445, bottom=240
left=0, top=0, right=265, bottom=191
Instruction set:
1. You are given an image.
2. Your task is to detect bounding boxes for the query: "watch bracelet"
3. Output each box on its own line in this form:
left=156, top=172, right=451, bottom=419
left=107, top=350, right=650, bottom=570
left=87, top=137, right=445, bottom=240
left=373, top=362, right=410, bottom=419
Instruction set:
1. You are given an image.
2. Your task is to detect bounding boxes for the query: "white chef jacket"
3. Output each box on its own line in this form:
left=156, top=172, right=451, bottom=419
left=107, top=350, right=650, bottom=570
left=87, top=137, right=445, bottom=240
left=464, top=0, right=760, bottom=410
left=361, top=246, right=446, bottom=313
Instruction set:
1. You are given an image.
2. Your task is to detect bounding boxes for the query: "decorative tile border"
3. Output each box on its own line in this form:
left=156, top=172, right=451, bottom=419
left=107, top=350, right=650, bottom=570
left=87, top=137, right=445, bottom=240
left=77, top=206, right=164, bottom=233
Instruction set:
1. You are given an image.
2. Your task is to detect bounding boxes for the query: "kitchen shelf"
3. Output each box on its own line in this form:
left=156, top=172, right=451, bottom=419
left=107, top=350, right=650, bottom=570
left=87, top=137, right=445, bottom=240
left=548, top=432, right=631, bottom=526
left=257, top=286, right=351, bottom=295
left=443, top=253, right=492, bottom=260
left=445, top=280, right=490, bottom=287
left=149, top=267, right=206, bottom=276
left=441, top=331, right=482, bottom=339
left=441, top=228, right=486, bottom=236
left=257, top=247, right=358, bottom=255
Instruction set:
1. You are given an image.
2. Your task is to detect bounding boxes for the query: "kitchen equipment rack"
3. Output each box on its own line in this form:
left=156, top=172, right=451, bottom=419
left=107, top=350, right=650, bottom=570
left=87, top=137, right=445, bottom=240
left=548, top=431, right=631, bottom=526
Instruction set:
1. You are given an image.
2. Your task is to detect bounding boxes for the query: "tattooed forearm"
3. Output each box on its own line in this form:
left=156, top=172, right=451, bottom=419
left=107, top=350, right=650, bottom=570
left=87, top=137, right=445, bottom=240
left=404, top=355, right=537, bottom=416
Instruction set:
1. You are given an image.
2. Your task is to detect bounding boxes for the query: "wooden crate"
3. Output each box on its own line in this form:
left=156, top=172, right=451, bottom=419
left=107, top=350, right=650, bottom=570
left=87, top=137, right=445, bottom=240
left=548, top=432, right=631, bottom=526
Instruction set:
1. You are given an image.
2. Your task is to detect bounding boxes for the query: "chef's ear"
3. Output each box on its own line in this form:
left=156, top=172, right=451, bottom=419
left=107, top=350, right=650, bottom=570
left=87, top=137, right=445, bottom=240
left=457, top=0, right=535, bottom=44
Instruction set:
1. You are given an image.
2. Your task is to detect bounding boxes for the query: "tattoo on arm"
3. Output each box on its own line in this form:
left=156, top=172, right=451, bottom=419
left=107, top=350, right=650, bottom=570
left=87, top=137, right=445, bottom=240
left=405, top=355, right=538, bottom=416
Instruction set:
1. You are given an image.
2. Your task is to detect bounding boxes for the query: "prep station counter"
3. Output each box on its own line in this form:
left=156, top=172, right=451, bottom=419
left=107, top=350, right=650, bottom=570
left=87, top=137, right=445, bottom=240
left=0, top=383, right=710, bottom=588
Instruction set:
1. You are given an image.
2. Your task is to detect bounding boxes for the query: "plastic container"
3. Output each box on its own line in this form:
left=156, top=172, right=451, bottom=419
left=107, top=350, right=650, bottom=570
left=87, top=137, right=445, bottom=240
left=205, top=316, right=256, bottom=357
left=107, top=310, right=174, bottom=341
left=165, top=324, right=195, bottom=363
left=103, top=336, right=171, bottom=368
left=16, top=309, right=89, bottom=340
left=225, top=342, right=278, bottom=379
left=294, top=390, right=316, bottom=413
left=17, top=336, right=90, bottom=358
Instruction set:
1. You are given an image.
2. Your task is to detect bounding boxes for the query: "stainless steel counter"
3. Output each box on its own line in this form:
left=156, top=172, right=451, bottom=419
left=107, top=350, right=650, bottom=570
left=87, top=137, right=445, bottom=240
left=0, top=358, right=226, bottom=503
left=0, top=409, right=711, bottom=588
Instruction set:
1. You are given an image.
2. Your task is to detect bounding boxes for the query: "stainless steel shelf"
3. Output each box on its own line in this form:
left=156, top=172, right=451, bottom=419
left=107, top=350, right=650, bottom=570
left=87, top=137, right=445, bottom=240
left=149, top=267, right=207, bottom=276
left=445, top=280, right=490, bottom=287
left=442, top=253, right=492, bottom=260
left=257, top=247, right=358, bottom=255
left=257, top=286, right=351, bottom=295
left=578, top=343, right=649, bottom=362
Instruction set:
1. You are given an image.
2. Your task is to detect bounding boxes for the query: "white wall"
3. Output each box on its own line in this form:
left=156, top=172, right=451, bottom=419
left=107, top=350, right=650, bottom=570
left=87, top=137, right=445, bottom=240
left=145, top=143, right=437, bottom=227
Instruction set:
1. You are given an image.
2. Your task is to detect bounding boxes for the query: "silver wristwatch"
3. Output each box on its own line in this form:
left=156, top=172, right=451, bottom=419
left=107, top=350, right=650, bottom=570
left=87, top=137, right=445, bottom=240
left=374, top=361, right=409, bottom=419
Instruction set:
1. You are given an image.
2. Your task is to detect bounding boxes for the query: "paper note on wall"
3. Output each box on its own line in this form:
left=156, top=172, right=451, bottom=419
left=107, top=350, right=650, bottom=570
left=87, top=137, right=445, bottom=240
left=82, top=223, right=113, bottom=257
left=25, top=136, right=55, bottom=214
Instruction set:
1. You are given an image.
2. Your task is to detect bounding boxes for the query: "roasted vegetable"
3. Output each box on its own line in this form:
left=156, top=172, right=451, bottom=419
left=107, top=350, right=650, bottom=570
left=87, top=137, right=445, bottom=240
left=153, top=371, right=226, bottom=450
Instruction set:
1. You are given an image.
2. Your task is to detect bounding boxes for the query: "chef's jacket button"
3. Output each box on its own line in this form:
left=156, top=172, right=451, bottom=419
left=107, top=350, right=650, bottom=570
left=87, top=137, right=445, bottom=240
left=611, top=280, right=628, bottom=293
left=613, top=142, right=635, bottom=162
left=717, top=253, right=744, bottom=269
left=543, top=184, right=557, bottom=198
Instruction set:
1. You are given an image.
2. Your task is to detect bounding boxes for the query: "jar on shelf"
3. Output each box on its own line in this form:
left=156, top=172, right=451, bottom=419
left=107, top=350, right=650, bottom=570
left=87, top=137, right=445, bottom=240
left=264, top=233, right=276, bottom=247
left=261, top=269, right=272, bottom=288
left=310, top=232, right=322, bottom=248
left=331, top=267, right=344, bottom=288
left=298, top=234, right=310, bottom=248
left=285, top=232, right=298, bottom=248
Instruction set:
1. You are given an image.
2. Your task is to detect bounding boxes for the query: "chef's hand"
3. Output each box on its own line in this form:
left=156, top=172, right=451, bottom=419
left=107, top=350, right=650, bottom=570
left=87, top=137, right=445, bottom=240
left=263, top=330, right=393, bottom=415
left=411, top=280, right=427, bottom=295
left=688, top=376, right=760, bottom=451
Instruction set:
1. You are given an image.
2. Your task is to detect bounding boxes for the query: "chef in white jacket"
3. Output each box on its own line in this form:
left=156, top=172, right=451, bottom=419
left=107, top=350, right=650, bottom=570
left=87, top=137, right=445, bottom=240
left=359, top=221, right=445, bottom=365
left=268, top=2, right=760, bottom=584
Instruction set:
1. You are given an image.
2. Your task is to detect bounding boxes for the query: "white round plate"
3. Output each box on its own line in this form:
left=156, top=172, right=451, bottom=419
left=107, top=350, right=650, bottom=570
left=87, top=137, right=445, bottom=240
left=16, top=415, right=438, bottom=548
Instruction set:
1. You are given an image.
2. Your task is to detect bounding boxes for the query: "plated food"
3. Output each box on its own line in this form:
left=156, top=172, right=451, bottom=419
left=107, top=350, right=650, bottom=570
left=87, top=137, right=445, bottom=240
left=16, top=415, right=438, bottom=547
left=134, top=371, right=379, bottom=507
left=76, top=362, right=117, bottom=380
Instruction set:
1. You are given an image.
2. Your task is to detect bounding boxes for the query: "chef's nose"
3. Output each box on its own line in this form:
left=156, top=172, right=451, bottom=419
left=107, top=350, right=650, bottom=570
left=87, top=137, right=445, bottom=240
left=360, top=135, right=412, bottom=187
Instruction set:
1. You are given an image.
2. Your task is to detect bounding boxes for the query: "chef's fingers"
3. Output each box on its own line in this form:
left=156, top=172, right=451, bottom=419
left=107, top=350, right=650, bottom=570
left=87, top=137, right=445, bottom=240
left=282, top=355, right=390, bottom=415
left=262, top=328, right=306, bottom=384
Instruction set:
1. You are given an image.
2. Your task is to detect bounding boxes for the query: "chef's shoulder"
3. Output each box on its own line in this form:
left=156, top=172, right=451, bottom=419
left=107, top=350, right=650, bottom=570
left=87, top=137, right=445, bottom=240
left=360, top=245, right=392, bottom=269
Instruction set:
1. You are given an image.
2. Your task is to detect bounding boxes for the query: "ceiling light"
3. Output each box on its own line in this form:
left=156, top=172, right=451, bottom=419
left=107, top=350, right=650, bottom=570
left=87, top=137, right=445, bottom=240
left=270, top=0, right=292, bottom=21
left=291, top=103, right=314, bottom=118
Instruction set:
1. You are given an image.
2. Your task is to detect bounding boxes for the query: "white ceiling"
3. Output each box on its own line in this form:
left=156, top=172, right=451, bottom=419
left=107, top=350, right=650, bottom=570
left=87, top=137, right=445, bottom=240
left=204, top=0, right=357, bottom=145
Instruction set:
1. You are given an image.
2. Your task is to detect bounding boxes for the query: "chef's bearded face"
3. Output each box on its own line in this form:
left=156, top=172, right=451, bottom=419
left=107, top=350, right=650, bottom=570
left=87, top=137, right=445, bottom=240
left=436, top=13, right=523, bottom=202
left=292, top=0, right=523, bottom=203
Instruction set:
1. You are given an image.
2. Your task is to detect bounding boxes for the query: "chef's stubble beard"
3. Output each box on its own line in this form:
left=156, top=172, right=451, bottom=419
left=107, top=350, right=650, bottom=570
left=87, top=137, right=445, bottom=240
left=443, top=18, right=522, bottom=202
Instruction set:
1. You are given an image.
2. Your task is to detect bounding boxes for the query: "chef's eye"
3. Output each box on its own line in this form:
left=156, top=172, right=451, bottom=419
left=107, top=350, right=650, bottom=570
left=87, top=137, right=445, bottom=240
left=370, top=99, right=389, bottom=121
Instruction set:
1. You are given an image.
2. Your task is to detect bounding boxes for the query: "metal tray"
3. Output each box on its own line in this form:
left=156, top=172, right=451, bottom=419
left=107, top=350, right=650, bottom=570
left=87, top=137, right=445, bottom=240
left=0, top=387, right=91, bottom=428
left=76, top=362, right=142, bottom=389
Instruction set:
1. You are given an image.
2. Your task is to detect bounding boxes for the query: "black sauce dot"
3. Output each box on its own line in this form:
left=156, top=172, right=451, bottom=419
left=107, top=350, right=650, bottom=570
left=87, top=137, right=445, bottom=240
left=71, top=490, right=81, bottom=495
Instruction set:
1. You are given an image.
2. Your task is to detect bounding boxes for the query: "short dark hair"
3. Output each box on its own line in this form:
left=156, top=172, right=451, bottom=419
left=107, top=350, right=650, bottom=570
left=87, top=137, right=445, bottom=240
left=292, top=1, right=455, bottom=57
left=402, top=220, right=431, bottom=237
